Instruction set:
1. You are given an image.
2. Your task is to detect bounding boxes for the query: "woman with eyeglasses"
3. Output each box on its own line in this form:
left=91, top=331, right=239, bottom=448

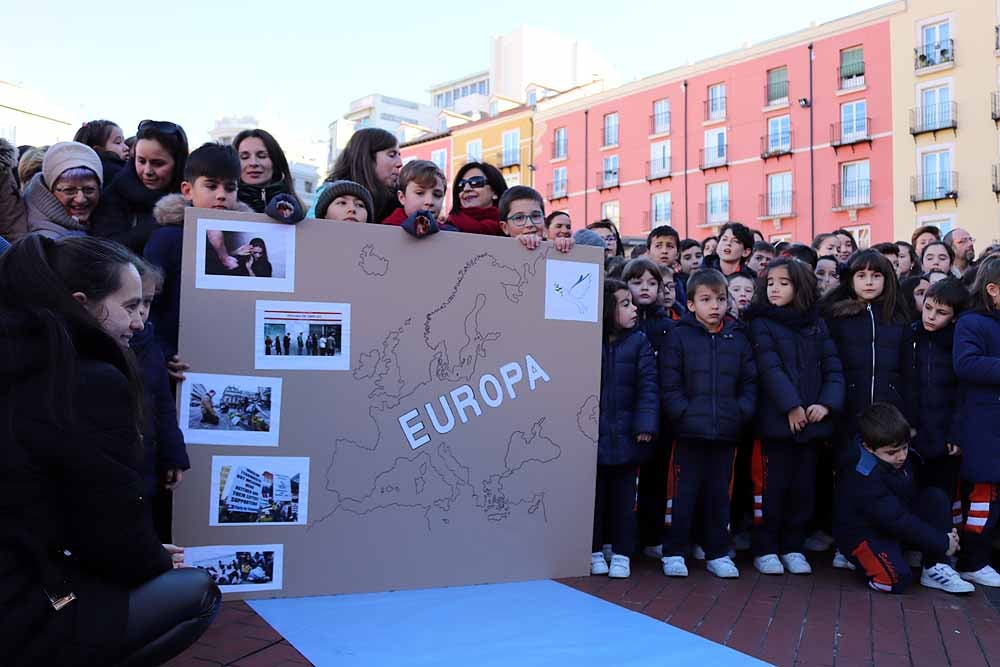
left=0, top=140, right=105, bottom=241
left=94, top=120, right=188, bottom=254
left=446, top=161, right=508, bottom=235
left=319, top=128, right=402, bottom=224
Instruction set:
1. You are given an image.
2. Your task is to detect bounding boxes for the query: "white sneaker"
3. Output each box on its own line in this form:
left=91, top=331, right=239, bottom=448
left=733, top=531, right=751, bottom=551
left=591, top=552, right=609, bottom=575
left=780, top=552, right=813, bottom=575
left=922, top=563, right=975, bottom=593
left=832, top=550, right=856, bottom=571
left=602, top=544, right=613, bottom=563
left=905, top=550, right=923, bottom=569
left=662, top=555, right=688, bottom=577
left=754, top=554, right=785, bottom=575
left=692, top=544, right=706, bottom=560
left=804, top=532, right=831, bottom=552
left=642, top=544, right=663, bottom=559
left=960, top=565, right=1000, bottom=587
left=608, top=554, right=630, bottom=578
left=707, top=556, right=740, bottom=578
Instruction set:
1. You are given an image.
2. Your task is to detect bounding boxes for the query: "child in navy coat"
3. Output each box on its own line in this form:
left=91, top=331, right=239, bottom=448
left=954, top=257, right=1000, bottom=587
left=746, top=258, right=845, bottom=575
left=591, top=279, right=659, bottom=579
left=660, top=269, right=757, bottom=579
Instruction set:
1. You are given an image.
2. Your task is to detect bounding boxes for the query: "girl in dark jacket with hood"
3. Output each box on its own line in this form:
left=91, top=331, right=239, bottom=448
left=746, top=258, right=845, bottom=576
left=93, top=120, right=189, bottom=253
left=0, top=236, right=218, bottom=666
left=591, top=279, right=659, bottom=580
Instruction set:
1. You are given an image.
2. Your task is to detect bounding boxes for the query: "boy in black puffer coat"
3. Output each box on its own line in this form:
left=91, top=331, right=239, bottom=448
left=660, top=269, right=757, bottom=579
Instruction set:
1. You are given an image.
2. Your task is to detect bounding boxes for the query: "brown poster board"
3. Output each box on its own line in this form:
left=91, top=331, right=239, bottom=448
left=172, top=208, right=604, bottom=599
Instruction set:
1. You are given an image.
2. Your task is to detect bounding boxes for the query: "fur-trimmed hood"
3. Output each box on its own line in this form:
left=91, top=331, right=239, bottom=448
left=153, top=193, right=253, bottom=226
left=0, top=138, right=16, bottom=172
left=823, top=296, right=877, bottom=319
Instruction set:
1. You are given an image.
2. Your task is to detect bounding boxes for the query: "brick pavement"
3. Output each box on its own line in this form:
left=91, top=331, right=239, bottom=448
left=167, top=553, right=1000, bottom=667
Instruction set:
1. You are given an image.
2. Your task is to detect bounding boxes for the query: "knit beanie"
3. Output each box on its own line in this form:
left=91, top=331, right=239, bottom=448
left=42, top=142, right=103, bottom=189
left=573, top=228, right=607, bottom=250
left=314, top=180, right=374, bottom=221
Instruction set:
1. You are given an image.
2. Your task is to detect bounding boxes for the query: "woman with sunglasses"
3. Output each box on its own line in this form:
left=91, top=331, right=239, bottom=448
left=446, top=162, right=508, bottom=235
left=94, top=120, right=188, bottom=254
left=320, top=128, right=402, bottom=224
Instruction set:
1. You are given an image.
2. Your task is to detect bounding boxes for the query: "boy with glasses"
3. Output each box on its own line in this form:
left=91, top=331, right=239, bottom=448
left=498, top=186, right=573, bottom=253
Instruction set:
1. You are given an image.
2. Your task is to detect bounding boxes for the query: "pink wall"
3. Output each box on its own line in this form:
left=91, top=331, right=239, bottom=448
left=400, top=134, right=453, bottom=186
left=535, top=21, right=893, bottom=246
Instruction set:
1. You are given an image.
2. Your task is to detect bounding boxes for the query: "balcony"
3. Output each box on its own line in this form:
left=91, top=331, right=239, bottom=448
left=909, top=102, right=957, bottom=137
left=914, top=39, right=955, bottom=71
left=910, top=172, right=958, bottom=204
left=758, top=191, right=796, bottom=219
left=838, top=61, right=866, bottom=91
left=596, top=168, right=620, bottom=191
left=494, top=148, right=522, bottom=169
left=760, top=130, right=793, bottom=160
left=992, top=92, right=1000, bottom=123
left=650, top=112, right=671, bottom=135
left=704, top=97, right=727, bottom=122
left=646, top=157, right=672, bottom=181
left=830, top=118, right=872, bottom=151
left=700, top=145, right=728, bottom=170
left=547, top=180, right=569, bottom=201
left=832, top=180, right=872, bottom=211
left=765, top=80, right=789, bottom=107
left=699, top=201, right=732, bottom=227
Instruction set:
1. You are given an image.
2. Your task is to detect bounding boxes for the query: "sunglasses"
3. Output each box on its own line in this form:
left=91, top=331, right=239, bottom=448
left=138, top=119, right=186, bottom=139
left=457, top=176, right=489, bottom=190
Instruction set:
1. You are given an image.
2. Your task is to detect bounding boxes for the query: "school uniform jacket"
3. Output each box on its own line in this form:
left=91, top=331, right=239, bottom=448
left=598, top=328, right=660, bottom=466
left=910, top=321, right=962, bottom=460
left=953, top=310, right=1000, bottom=483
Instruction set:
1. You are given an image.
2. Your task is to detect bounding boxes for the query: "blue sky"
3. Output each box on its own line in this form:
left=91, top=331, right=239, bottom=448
left=2, top=0, right=884, bottom=148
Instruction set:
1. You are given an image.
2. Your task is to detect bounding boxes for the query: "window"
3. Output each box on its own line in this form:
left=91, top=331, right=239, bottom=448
left=602, top=155, right=619, bottom=187
left=706, top=182, right=729, bottom=224
left=840, top=160, right=871, bottom=208
left=479, top=81, right=488, bottom=95
left=766, top=67, right=789, bottom=105
left=918, top=216, right=955, bottom=236
left=527, top=91, right=537, bottom=106
left=431, top=149, right=447, bottom=171
left=920, top=85, right=952, bottom=129
left=502, top=130, right=520, bottom=166
left=444, top=91, right=453, bottom=107
left=489, top=101, right=498, bottom=117
left=844, top=224, right=871, bottom=249
left=650, top=141, right=671, bottom=177
left=918, top=21, right=953, bottom=68
left=767, top=172, right=792, bottom=216
left=704, top=128, right=727, bottom=167
left=653, top=98, right=670, bottom=134
left=652, top=192, right=671, bottom=226
left=466, top=139, right=482, bottom=163
left=304, top=181, right=314, bottom=194
left=435, top=94, right=443, bottom=107
left=504, top=171, right=520, bottom=187
left=553, top=167, right=568, bottom=198
left=603, top=113, right=619, bottom=146
left=839, top=47, right=865, bottom=89
left=601, top=200, right=620, bottom=225
left=708, top=83, right=727, bottom=120
left=767, top=115, right=791, bottom=153
left=920, top=150, right=953, bottom=197
left=553, top=127, right=567, bottom=159
left=841, top=100, right=868, bottom=141
left=438, top=118, right=448, bottom=132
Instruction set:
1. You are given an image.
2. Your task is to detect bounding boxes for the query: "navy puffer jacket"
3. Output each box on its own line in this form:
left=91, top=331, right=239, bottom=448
left=636, top=303, right=676, bottom=354
left=910, top=322, right=961, bottom=460
left=823, top=299, right=914, bottom=432
left=660, top=314, right=757, bottom=443
left=598, top=328, right=660, bottom=466
left=953, top=310, right=1000, bottom=483
left=747, top=304, right=845, bottom=442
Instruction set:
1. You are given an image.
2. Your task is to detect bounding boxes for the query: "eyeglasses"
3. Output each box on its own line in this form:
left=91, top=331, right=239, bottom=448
left=54, top=186, right=99, bottom=197
left=506, top=211, right=545, bottom=227
left=457, top=176, right=488, bottom=190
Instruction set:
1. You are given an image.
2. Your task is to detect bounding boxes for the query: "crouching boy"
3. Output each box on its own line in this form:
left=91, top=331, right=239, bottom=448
left=834, top=403, right=972, bottom=594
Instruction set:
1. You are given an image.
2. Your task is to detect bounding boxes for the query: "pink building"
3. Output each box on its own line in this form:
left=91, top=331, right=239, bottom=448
left=534, top=8, right=894, bottom=248
left=399, top=132, right=453, bottom=187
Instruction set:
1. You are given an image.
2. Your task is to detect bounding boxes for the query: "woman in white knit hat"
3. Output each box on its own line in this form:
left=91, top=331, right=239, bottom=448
left=16, top=141, right=105, bottom=239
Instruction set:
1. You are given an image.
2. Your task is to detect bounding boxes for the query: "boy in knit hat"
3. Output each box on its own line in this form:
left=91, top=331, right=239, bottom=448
left=314, top=180, right=374, bottom=223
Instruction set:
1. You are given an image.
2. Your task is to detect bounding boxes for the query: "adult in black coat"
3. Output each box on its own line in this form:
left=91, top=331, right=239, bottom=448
left=0, top=235, right=218, bottom=666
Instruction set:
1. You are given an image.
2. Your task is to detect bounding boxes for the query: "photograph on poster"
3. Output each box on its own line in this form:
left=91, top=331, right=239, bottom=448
left=179, top=373, right=282, bottom=447
left=195, top=218, right=295, bottom=292
left=254, top=300, right=351, bottom=371
left=184, top=544, right=284, bottom=593
left=209, top=456, right=309, bottom=526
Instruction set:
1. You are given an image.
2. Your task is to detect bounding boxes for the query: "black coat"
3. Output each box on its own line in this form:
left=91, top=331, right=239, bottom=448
left=598, top=329, right=660, bottom=466
left=747, top=304, right=845, bottom=442
left=834, top=442, right=948, bottom=557
left=823, top=299, right=914, bottom=431
left=238, top=178, right=293, bottom=214
left=910, top=322, right=961, bottom=460
left=953, top=310, right=1000, bottom=483
left=0, top=314, right=173, bottom=666
left=635, top=303, right=676, bottom=354
left=660, top=314, right=757, bottom=443
left=92, top=164, right=172, bottom=253
left=96, top=149, right=126, bottom=186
